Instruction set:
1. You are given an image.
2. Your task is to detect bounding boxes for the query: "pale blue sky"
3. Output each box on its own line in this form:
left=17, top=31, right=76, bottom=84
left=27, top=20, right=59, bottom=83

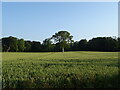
left=2, top=2, right=118, bottom=42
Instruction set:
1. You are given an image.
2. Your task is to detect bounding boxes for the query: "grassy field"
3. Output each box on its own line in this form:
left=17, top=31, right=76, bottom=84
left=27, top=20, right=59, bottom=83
left=2, top=51, right=119, bottom=88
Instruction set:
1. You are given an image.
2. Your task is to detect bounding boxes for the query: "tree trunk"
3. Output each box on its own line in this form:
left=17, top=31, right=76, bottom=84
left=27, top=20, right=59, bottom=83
left=62, top=47, right=64, bottom=52
left=7, top=46, right=10, bottom=52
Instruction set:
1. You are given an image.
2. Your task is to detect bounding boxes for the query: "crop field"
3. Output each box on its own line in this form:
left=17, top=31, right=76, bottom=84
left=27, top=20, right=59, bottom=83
left=2, top=51, right=119, bottom=88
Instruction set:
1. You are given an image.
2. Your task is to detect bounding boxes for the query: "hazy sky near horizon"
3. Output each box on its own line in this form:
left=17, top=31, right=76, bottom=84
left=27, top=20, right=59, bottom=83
left=2, top=2, right=118, bottom=42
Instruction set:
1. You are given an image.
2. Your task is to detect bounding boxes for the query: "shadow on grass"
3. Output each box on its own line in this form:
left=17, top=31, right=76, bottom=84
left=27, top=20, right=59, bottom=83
left=3, top=73, right=120, bottom=89
left=39, top=63, right=118, bottom=68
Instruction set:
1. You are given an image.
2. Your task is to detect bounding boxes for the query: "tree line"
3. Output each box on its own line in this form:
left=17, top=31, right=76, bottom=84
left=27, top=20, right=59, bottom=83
left=1, top=31, right=120, bottom=52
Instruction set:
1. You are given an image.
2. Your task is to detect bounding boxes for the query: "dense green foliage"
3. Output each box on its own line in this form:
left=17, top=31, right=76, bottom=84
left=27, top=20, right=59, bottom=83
left=18, top=39, right=25, bottom=52
left=51, top=31, right=73, bottom=52
left=2, top=36, right=119, bottom=52
left=2, top=36, right=18, bottom=52
left=2, top=52, right=119, bottom=88
left=1, top=31, right=119, bottom=52
left=42, top=38, right=54, bottom=52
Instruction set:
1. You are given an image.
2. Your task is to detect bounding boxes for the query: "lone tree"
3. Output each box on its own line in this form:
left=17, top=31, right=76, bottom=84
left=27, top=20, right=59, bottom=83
left=51, top=31, right=73, bottom=52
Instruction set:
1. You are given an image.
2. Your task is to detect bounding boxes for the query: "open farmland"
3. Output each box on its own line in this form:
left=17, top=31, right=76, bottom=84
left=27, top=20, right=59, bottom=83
left=2, top=51, right=119, bottom=88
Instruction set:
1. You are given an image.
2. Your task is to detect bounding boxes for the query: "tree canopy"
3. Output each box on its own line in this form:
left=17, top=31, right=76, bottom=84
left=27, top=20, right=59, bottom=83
left=1, top=33, right=119, bottom=52
left=51, top=31, right=73, bottom=52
